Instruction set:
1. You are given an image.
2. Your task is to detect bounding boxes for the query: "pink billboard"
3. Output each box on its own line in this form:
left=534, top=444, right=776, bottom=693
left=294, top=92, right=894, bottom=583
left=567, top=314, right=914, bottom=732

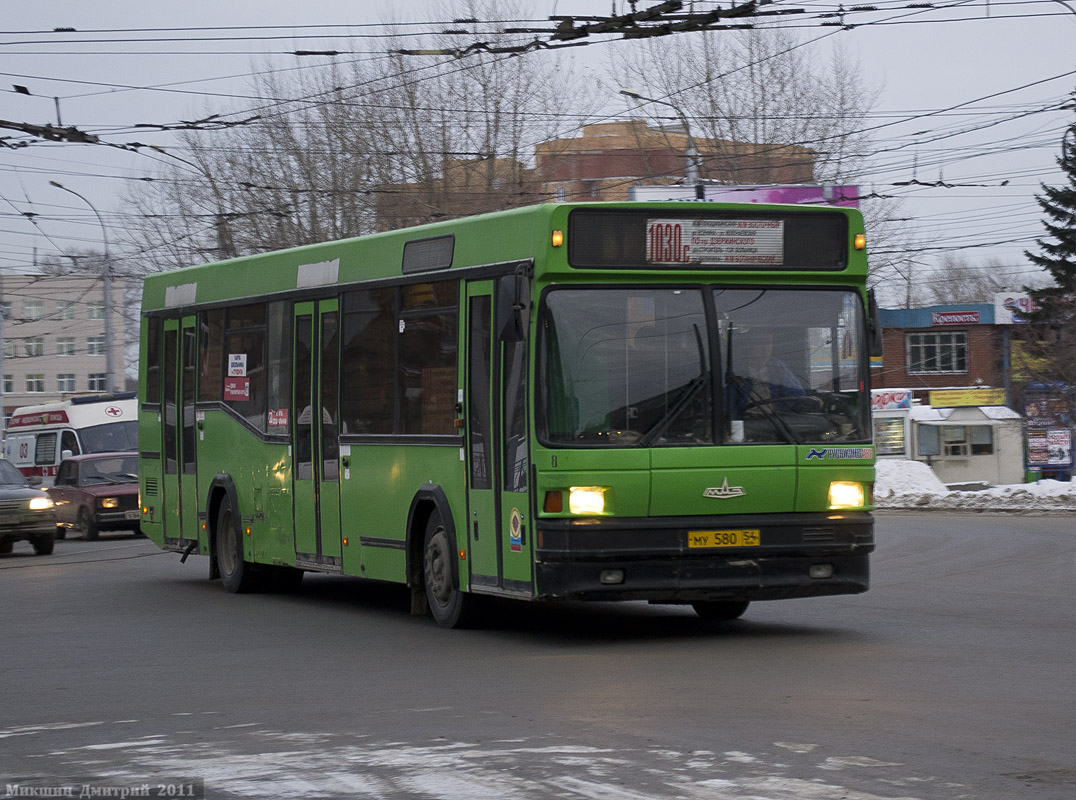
left=630, top=184, right=860, bottom=208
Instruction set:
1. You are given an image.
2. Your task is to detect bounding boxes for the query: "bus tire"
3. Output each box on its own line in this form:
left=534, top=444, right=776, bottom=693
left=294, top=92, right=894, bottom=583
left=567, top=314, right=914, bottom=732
left=77, top=508, right=99, bottom=541
left=691, top=600, right=750, bottom=621
left=216, top=497, right=259, bottom=593
left=422, top=511, right=474, bottom=628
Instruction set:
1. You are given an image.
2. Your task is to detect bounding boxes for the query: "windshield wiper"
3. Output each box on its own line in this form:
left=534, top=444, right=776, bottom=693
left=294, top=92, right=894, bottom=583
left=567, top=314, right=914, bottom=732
left=638, top=323, right=708, bottom=448
left=638, top=375, right=707, bottom=447
left=727, top=373, right=802, bottom=445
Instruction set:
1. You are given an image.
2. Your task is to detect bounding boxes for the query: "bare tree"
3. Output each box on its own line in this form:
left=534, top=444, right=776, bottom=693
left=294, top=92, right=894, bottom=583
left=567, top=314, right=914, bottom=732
left=119, top=1, right=600, bottom=271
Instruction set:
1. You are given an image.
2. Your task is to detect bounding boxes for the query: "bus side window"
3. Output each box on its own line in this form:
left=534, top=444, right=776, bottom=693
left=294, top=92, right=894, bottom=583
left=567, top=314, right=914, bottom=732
left=61, top=429, right=80, bottom=457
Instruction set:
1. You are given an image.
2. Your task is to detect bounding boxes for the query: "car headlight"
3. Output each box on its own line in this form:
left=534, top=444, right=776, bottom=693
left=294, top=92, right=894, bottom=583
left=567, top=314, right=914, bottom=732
left=829, top=481, right=865, bottom=509
left=99, top=497, right=120, bottom=509
left=29, top=496, right=54, bottom=511
left=569, top=486, right=608, bottom=515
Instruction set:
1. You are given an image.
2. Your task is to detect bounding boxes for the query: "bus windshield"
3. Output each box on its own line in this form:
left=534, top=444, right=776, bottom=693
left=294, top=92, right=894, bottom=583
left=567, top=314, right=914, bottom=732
left=79, top=420, right=139, bottom=453
left=539, top=287, right=870, bottom=447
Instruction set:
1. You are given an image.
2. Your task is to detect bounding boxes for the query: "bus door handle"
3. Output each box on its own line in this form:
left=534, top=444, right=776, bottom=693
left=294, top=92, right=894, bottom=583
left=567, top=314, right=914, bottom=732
left=473, top=520, right=479, bottom=541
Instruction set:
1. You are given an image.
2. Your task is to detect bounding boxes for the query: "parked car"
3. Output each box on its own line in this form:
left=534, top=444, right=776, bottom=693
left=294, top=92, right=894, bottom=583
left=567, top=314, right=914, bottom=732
left=0, top=458, right=56, bottom=555
left=48, top=453, right=140, bottom=541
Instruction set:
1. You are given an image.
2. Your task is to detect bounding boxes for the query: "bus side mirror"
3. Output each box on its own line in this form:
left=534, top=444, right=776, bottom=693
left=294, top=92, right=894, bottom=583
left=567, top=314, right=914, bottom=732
left=867, top=289, right=884, bottom=358
left=496, top=274, right=529, bottom=343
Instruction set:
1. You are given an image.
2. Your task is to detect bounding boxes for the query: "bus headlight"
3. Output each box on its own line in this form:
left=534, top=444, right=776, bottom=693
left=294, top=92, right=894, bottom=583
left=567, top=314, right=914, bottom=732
left=99, top=497, right=120, bottom=509
left=569, top=486, right=607, bottom=515
left=29, top=496, right=54, bottom=511
left=829, top=481, right=865, bottom=509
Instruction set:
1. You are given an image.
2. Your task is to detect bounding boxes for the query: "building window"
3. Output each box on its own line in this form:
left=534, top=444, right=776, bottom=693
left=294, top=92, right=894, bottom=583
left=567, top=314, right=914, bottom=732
left=2, top=374, right=11, bottom=394
left=87, top=336, right=107, bottom=356
left=57, top=337, right=76, bottom=356
left=969, top=425, right=994, bottom=455
left=87, top=301, right=106, bottom=320
left=906, top=331, right=967, bottom=374
left=57, top=374, right=77, bottom=392
left=25, top=300, right=44, bottom=320
left=25, top=374, right=45, bottom=393
left=88, top=373, right=107, bottom=391
left=0, top=301, right=11, bottom=320
left=554, top=186, right=567, bottom=202
left=25, top=337, right=44, bottom=357
left=2, top=341, right=14, bottom=358
left=57, top=301, right=76, bottom=320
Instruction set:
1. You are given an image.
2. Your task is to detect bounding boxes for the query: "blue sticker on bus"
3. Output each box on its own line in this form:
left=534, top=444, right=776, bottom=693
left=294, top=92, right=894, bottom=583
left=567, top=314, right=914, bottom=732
left=806, top=447, right=874, bottom=461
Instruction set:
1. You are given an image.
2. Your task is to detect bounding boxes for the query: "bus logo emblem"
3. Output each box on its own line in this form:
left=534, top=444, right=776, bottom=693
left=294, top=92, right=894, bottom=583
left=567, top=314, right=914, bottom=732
left=703, top=479, right=745, bottom=499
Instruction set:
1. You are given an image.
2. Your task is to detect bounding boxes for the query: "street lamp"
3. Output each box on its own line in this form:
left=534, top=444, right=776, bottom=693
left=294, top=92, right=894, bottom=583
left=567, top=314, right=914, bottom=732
left=49, top=181, right=114, bottom=395
left=620, top=88, right=705, bottom=200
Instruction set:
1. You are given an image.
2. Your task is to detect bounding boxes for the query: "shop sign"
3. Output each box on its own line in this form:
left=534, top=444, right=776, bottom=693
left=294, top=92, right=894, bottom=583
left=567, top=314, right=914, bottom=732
left=931, top=311, right=980, bottom=326
left=929, top=388, right=1005, bottom=408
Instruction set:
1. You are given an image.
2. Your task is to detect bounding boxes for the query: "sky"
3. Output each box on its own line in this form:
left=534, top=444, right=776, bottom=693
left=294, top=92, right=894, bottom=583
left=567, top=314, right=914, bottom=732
left=1, top=0, right=1075, bottom=305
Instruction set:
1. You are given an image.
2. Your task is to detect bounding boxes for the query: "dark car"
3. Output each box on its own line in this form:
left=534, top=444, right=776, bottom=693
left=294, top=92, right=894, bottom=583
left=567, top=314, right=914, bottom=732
left=0, top=458, right=57, bottom=555
left=48, top=453, right=140, bottom=541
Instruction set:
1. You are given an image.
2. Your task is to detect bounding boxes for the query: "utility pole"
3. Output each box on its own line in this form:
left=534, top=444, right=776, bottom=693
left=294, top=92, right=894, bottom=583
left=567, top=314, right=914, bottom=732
left=49, top=181, right=114, bottom=394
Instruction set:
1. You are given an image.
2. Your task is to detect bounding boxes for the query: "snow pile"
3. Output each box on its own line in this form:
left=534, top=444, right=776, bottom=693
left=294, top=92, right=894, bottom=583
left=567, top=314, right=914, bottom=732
left=874, top=459, right=1076, bottom=512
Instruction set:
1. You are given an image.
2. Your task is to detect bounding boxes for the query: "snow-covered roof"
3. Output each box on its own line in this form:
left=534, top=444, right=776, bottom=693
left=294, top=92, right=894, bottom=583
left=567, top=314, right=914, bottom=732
left=908, top=405, right=1022, bottom=424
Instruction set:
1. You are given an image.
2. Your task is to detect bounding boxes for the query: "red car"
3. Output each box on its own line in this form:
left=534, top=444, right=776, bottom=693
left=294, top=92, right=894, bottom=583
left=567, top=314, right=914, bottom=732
left=48, top=453, right=140, bottom=540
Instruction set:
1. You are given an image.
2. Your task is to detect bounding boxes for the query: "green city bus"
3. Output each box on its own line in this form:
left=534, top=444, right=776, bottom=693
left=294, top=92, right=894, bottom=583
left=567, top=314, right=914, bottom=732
left=138, top=202, right=880, bottom=627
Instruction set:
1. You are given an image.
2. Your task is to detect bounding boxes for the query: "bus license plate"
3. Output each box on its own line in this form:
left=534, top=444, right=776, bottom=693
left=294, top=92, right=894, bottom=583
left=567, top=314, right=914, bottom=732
left=688, top=529, right=760, bottom=548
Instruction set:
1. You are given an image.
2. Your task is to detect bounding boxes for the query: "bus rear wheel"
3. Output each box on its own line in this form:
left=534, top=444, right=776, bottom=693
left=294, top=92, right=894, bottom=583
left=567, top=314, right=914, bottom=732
left=692, top=600, right=750, bottom=621
left=216, top=497, right=259, bottom=593
left=422, top=512, right=474, bottom=628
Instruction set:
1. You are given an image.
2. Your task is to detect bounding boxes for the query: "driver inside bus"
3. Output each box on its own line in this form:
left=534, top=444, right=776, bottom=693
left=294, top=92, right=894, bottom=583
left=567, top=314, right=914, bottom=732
left=727, top=330, right=807, bottom=415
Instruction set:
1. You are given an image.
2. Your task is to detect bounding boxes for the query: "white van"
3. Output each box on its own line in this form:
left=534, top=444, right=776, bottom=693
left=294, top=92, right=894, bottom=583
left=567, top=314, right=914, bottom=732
left=3, top=393, right=138, bottom=485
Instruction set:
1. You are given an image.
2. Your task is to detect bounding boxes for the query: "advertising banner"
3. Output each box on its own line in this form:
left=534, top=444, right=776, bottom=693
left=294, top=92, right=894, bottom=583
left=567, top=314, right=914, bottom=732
left=929, top=388, right=1006, bottom=408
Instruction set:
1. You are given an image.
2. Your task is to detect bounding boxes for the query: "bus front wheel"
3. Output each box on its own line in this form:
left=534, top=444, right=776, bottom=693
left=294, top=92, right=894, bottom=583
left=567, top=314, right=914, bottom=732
left=216, top=497, right=258, bottom=593
left=692, top=600, right=750, bottom=621
left=422, top=511, right=474, bottom=628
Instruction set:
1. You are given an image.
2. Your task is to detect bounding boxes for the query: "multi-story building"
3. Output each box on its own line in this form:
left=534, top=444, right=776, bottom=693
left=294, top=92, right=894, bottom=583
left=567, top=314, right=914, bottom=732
left=0, top=274, right=125, bottom=425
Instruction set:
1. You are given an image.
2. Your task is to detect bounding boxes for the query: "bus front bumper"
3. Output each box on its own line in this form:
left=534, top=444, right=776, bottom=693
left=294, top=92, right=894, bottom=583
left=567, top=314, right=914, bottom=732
left=534, top=512, right=873, bottom=602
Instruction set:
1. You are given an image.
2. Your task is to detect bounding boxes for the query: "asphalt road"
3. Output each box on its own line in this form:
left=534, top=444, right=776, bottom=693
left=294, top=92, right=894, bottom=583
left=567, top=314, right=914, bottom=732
left=1, top=513, right=1073, bottom=800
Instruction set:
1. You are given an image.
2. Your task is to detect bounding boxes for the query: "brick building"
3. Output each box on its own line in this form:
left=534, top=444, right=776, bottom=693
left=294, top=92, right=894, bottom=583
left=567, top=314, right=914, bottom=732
left=871, top=304, right=1009, bottom=402
left=375, top=120, right=818, bottom=228
left=536, top=120, right=816, bottom=202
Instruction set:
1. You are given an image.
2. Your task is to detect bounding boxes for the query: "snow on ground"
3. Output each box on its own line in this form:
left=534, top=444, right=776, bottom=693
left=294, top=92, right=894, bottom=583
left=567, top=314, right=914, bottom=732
left=874, top=459, right=1076, bottom=512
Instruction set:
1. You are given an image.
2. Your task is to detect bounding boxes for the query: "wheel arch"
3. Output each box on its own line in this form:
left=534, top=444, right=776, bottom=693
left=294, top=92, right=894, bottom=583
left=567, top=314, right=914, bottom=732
left=406, top=483, right=458, bottom=589
left=206, top=473, right=241, bottom=568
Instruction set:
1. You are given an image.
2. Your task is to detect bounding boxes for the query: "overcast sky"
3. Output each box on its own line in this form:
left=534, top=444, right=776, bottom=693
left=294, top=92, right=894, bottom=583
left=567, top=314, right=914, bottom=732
left=1, top=0, right=1074, bottom=305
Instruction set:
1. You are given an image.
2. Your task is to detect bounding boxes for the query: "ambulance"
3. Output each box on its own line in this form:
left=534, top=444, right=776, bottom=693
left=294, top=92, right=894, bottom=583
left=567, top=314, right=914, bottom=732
left=3, top=393, right=138, bottom=485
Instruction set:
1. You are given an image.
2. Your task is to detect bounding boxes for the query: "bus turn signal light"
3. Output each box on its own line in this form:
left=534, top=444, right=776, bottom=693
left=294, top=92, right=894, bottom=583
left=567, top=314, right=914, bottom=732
left=543, top=491, right=563, bottom=513
left=551, top=229, right=564, bottom=247
left=854, top=233, right=866, bottom=250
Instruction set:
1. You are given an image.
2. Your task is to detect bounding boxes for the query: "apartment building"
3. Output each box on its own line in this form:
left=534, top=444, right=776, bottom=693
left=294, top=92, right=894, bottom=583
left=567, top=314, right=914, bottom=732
left=0, top=273, right=125, bottom=423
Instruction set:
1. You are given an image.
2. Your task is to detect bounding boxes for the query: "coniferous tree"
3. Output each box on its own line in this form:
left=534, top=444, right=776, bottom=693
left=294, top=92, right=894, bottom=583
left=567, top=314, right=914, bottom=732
left=1019, top=106, right=1076, bottom=392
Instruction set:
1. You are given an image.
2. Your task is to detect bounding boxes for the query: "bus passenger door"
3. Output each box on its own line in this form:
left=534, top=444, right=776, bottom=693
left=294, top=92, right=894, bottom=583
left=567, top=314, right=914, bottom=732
left=292, top=300, right=342, bottom=568
left=465, top=278, right=532, bottom=593
left=162, top=316, right=198, bottom=545
left=464, top=282, right=501, bottom=588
